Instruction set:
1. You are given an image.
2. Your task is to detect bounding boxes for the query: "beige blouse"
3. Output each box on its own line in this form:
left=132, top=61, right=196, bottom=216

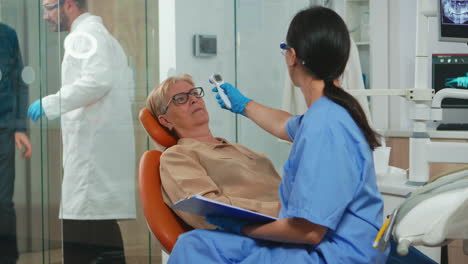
left=160, top=138, right=281, bottom=229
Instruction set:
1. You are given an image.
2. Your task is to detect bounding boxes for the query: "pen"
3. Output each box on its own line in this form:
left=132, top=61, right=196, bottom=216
left=373, top=215, right=391, bottom=248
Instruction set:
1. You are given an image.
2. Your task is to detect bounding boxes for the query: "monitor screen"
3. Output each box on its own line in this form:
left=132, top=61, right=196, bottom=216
left=432, top=54, right=468, bottom=108
left=438, top=0, right=468, bottom=42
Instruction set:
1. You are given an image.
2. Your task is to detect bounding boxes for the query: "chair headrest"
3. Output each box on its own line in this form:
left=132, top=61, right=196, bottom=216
left=139, top=108, right=177, bottom=148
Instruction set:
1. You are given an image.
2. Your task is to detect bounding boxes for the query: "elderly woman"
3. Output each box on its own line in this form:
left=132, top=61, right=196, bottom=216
left=146, top=74, right=281, bottom=229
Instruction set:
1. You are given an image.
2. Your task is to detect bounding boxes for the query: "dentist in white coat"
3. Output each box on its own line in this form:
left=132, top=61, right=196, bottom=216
left=28, top=0, right=135, bottom=263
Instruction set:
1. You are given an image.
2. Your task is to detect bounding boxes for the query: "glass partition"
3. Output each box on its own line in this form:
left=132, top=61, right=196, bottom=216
left=84, top=1, right=161, bottom=262
left=1, top=0, right=61, bottom=263
left=1, top=0, right=161, bottom=263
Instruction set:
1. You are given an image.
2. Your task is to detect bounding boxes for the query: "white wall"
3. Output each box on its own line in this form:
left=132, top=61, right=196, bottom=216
left=173, top=0, right=237, bottom=141
left=388, top=0, right=416, bottom=130
left=236, top=0, right=310, bottom=173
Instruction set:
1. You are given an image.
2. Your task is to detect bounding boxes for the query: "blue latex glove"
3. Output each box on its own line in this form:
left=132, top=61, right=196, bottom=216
left=206, top=216, right=248, bottom=234
left=211, top=82, right=252, bottom=116
left=27, top=99, right=45, bottom=123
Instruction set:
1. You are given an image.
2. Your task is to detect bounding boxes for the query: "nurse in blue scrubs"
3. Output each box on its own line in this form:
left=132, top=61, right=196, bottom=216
left=168, top=6, right=388, bottom=264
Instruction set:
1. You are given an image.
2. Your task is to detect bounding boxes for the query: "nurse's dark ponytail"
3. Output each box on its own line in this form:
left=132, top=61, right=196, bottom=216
left=323, top=80, right=380, bottom=150
left=287, top=6, right=380, bottom=150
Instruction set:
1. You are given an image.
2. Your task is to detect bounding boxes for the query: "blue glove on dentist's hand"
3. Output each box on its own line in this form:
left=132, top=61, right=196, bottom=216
left=27, top=99, right=45, bottom=123
left=211, top=83, right=252, bottom=116
left=206, top=216, right=248, bottom=235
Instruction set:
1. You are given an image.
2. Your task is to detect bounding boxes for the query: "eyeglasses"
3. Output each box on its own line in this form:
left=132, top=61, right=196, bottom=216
left=280, top=41, right=306, bottom=65
left=280, top=42, right=290, bottom=56
left=43, top=0, right=64, bottom=12
left=163, top=87, right=204, bottom=114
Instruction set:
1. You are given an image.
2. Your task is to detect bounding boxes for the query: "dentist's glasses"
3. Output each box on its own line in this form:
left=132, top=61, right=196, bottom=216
left=43, top=0, right=64, bottom=12
left=163, top=87, right=205, bottom=113
left=280, top=41, right=306, bottom=65
left=280, top=42, right=290, bottom=56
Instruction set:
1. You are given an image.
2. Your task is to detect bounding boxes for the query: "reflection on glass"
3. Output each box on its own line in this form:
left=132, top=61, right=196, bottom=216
left=0, top=22, right=32, bottom=264
left=28, top=0, right=136, bottom=263
left=21, top=66, right=35, bottom=85
left=41, top=0, right=67, bottom=32
left=64, top=31, right=97, bottom=59
left=3, top=0, right=163, bottom=262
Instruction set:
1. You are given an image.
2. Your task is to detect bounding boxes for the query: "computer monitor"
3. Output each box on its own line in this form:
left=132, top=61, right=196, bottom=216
left=438, top=0, right=468, bottom=43
left=432, top=54, right=468, bottom=128
left=432, top=54, right=468, bottom=108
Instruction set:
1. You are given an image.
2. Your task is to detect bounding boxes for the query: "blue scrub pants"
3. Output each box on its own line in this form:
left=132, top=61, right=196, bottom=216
left=0, top=129, right=18, bottom=263
left=168, top=229, right=322, bottom=264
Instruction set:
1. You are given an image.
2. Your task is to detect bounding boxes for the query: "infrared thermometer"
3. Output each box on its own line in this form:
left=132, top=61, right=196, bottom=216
left=209, top=73, right=232, bottom=109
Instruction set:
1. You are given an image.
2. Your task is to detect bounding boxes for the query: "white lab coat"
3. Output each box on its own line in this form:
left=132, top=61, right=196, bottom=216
left=42, top=13, right=136, bottom=220
left=282, top=38, right=372, bottom=123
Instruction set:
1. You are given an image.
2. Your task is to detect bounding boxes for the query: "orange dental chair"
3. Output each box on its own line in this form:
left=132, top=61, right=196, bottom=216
left=138, top=108, right=191, bottom=253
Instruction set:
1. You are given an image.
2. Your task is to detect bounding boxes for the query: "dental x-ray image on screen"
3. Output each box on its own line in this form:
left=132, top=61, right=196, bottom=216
left=432, top=54, right=468, bottom=130
left=439, top=0, right=468, bottom=42
left=432, top=54, right=468, bottom=108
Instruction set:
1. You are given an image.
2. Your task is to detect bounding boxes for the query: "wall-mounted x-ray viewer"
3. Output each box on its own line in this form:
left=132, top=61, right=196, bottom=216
left=438, top=0, right=468, bottom=43
left=193, top=34, right=217, bottom=57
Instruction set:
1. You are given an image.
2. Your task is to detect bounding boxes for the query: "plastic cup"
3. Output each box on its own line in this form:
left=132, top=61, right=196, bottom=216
left=373, top=147, right=391, bottom=175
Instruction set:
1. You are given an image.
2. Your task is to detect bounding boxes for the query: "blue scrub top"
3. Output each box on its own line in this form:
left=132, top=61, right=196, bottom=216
left=280, top=96, right=387, bottom=263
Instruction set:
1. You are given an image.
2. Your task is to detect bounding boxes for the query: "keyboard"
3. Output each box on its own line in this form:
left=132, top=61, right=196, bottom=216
left=436, top=123, right=468, bottom=131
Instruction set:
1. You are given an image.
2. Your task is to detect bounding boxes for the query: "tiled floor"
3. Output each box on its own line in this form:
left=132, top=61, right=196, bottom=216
left=17, top=245, right=162, bottom=264
left=18, top=248, right=62, bottom=264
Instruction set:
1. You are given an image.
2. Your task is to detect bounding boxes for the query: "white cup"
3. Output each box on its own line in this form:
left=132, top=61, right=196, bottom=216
left=373, top=147, right=391, bottom=175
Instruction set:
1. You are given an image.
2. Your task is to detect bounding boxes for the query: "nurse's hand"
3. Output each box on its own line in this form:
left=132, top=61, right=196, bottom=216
left=206, top=216, right=248, bottom=235
left=28, top=99, right=45, bottom=123
left=212, top=83, right=252, bottom=116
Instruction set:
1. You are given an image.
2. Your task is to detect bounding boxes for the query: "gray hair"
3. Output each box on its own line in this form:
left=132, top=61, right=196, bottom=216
left=146, top=74, right=195, bottom=118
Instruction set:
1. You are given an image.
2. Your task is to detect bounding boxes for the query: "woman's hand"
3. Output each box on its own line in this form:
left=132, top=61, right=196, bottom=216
left=207, top=215, right=328, bottom=245
left=205, top=216, right=249, bottom=234
left=243, top=217, right=328, bottom=245
left=213, top=83, right=293, bottom=141
left=212, top=83, right=252, bottom=116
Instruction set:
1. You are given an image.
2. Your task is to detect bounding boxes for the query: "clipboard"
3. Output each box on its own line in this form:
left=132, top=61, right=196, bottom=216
left=171, top=194, right=277, bottom=223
